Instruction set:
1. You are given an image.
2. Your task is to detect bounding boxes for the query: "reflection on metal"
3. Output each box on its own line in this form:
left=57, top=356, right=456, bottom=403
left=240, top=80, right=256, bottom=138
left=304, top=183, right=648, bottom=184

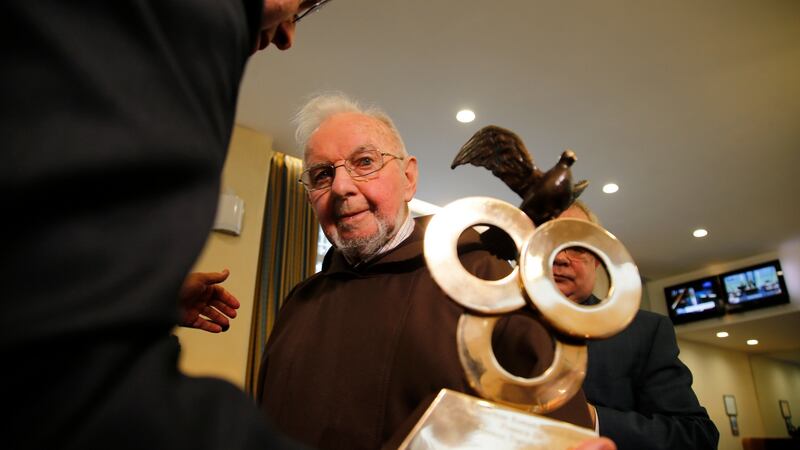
left=520, top=218, right=641, bottom=339
left=457, top=314, right=587, bottom=413
left=398, top=389, right=597, bottom=450
left=424, top=197, right=534, bottom=314
left=423, top=196, right=641, bottom=415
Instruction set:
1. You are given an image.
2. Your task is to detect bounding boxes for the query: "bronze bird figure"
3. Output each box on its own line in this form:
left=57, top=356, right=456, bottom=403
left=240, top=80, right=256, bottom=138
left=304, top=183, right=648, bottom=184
left=452, top=125, right=589, bottom=226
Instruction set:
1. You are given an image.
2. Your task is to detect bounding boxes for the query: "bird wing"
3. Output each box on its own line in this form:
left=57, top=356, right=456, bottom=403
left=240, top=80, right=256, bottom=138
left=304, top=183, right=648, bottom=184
left=571, top=179, right=589, bottom=203
left=451, top=125, right=541, bottom=199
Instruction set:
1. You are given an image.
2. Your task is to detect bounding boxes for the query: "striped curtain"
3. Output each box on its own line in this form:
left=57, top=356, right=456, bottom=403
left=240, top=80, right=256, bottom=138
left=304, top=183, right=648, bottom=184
left=245, top=152, right=319, bottom=395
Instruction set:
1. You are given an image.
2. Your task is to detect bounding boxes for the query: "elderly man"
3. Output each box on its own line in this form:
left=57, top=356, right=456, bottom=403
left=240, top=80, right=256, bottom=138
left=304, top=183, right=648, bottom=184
left=3, top=1, right=326, bottom=449
left=553, top=202, right=719, bottom=450
left=257, top=93, right=618, bottom=450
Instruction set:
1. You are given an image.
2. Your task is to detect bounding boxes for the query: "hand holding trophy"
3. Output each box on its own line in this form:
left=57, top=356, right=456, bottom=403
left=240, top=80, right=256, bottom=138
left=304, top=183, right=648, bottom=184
left=399, top=127, right=641, bottom=449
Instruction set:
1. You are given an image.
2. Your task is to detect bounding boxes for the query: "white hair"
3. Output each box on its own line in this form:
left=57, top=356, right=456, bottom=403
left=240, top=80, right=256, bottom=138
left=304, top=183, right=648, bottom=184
left=293, top=92, right=407, bottom=161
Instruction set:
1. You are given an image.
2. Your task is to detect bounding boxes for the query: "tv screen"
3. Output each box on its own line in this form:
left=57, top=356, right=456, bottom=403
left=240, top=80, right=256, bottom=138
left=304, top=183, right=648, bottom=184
left=720, top=260, right=790, bottom=313
left=664, top=277, right=725, bottom=324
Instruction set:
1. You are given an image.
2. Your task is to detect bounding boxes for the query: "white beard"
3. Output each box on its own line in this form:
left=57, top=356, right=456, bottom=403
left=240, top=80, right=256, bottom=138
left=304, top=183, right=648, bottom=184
left=330, top=209, right=405, bottom=262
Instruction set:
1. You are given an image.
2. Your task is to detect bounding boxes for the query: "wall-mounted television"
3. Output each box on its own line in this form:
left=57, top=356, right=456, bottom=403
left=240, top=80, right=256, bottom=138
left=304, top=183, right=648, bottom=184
left=719, top=260, right=790, bottom=313
left=664, top=277, right=725, bottom=324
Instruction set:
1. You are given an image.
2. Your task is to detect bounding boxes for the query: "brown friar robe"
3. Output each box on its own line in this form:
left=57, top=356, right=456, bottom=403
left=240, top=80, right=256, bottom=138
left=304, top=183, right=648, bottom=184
left=258, top=216, right=592, bottom=450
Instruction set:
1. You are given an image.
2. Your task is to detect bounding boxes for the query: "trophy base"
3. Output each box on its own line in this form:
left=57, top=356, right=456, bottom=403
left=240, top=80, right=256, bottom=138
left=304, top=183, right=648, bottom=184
left=398, top=389, right=597, bottom=449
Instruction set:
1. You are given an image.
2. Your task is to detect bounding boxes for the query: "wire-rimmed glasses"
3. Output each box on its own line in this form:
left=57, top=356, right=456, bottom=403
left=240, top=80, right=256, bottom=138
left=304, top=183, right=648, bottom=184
left=293, top=0, right=333, bottom=24
left=299, top=146, right=404, bottom=192
left=561, top=247, right=595, bottom=262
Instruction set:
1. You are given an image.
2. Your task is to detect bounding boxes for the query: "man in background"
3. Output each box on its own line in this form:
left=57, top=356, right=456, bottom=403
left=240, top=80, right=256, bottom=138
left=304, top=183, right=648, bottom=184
left=2, top=1, right=323, bottom=448
left=553, top=202, right=719, bottom=449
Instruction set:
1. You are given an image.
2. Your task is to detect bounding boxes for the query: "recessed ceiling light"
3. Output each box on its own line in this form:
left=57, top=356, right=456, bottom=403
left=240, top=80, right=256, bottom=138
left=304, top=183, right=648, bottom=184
left=746, top=339, right=759, bottom=346
left=716, top=331, right=729, bottom=338
left=602, top=183, right=619, bottom=194
left=456, top=109, right=475, bottom=123
left=693, top=228, right=708, bottom=238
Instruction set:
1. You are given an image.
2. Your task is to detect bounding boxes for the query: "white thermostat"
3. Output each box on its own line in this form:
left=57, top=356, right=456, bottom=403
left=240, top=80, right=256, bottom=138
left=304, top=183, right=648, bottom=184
left=213, top=191, right=245, bottom=236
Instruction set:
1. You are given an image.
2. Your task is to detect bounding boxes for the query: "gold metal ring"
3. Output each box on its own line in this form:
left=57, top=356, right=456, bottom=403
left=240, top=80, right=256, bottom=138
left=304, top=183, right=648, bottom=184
left=424, top=197, right=534, bottom=314
left=519, top=218, right=641, bottom=339
left=457, top=313, right=587, bottom=413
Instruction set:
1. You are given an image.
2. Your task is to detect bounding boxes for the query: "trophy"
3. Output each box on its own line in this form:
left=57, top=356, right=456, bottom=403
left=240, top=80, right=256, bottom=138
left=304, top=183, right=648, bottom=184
left=398, top=126, right=642, bottom=449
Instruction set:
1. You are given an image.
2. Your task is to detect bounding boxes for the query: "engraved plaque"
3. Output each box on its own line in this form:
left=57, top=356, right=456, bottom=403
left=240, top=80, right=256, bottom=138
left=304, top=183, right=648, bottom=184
left=399, top=390, right=597, bottom=450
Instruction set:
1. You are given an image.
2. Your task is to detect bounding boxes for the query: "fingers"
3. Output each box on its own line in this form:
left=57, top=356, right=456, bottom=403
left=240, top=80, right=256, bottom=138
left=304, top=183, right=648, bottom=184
left=210, top=284, right=240, bottom=307
left=203, top=303, right=231, bottom=325
left=200, top=269, right=230, bottom=285
left=195, top=318, right=224, bottom=333
left=179, top=269, right=230, bottom=300
left=572, top=437, right=616, bottom=450
left=209, top=297, right=238, bottom=318
left=190, top=310, right=228, bottom=333
left=179, top=269, right=238, bottom=333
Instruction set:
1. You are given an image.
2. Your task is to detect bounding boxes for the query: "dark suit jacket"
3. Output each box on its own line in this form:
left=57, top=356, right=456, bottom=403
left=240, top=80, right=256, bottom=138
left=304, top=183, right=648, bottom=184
left=582, top=301, right=719, bottom=449
left=3, top=2, right=304, bottom=449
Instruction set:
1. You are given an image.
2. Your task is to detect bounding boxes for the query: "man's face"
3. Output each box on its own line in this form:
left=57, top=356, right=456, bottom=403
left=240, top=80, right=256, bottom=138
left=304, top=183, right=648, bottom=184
left=305, top=112, right=418, bottom=259
left=255, top=0, right=320, bottom=51
left=552, top=206, right=599, bottom=303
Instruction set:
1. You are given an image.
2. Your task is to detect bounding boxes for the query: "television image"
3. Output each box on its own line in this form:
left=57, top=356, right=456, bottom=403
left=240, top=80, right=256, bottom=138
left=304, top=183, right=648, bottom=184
left=664, top=277, right=725, bottom=324
left=720, top=260, right=790, bottom=313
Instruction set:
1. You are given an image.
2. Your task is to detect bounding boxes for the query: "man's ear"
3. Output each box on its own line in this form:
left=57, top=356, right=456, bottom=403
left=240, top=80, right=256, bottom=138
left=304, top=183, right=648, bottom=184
left=402, top=156, right=418, bottom=202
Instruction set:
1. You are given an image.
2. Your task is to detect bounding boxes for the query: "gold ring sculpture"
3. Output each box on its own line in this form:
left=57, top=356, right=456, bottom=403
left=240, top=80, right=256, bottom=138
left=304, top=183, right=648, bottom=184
left=520, top=218, right=641, bottom=339
left=424, top=197, right=640, bottom=413
left=424, top=197, right=534, bottom=314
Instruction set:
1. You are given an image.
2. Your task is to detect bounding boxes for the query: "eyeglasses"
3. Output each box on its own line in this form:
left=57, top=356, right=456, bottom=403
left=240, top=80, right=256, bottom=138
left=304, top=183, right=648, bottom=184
left=293, top=0, right=333, bottom=24
left=299, top=146, right=404, bottom=192
left=560, top=247, right=595, bottom=262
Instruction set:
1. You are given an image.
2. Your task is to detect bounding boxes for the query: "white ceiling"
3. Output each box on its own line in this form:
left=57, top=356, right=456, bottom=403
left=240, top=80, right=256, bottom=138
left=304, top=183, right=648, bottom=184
left=676, top=308, right=800, bottom=364
left=234, top=0, right=800, bottom=360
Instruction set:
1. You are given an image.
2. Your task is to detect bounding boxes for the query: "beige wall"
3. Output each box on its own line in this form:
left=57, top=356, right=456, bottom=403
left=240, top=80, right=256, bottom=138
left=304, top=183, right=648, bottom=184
left=678, top=340, right=764, bottom=450
left=749, top=355, right=800, bottom=437
left=678, top=340, right=800, bottom=450
left=175, top=125, right=273, bottom=389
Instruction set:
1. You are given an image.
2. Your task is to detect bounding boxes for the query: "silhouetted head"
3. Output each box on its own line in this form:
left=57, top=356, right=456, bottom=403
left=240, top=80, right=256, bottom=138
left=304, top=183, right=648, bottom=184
left=254, top=0, right=334, bottom=52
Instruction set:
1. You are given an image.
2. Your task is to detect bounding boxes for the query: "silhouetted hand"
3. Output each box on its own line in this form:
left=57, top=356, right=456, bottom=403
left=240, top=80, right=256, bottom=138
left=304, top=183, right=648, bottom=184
left=178, top=269, right=240, bottom=333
